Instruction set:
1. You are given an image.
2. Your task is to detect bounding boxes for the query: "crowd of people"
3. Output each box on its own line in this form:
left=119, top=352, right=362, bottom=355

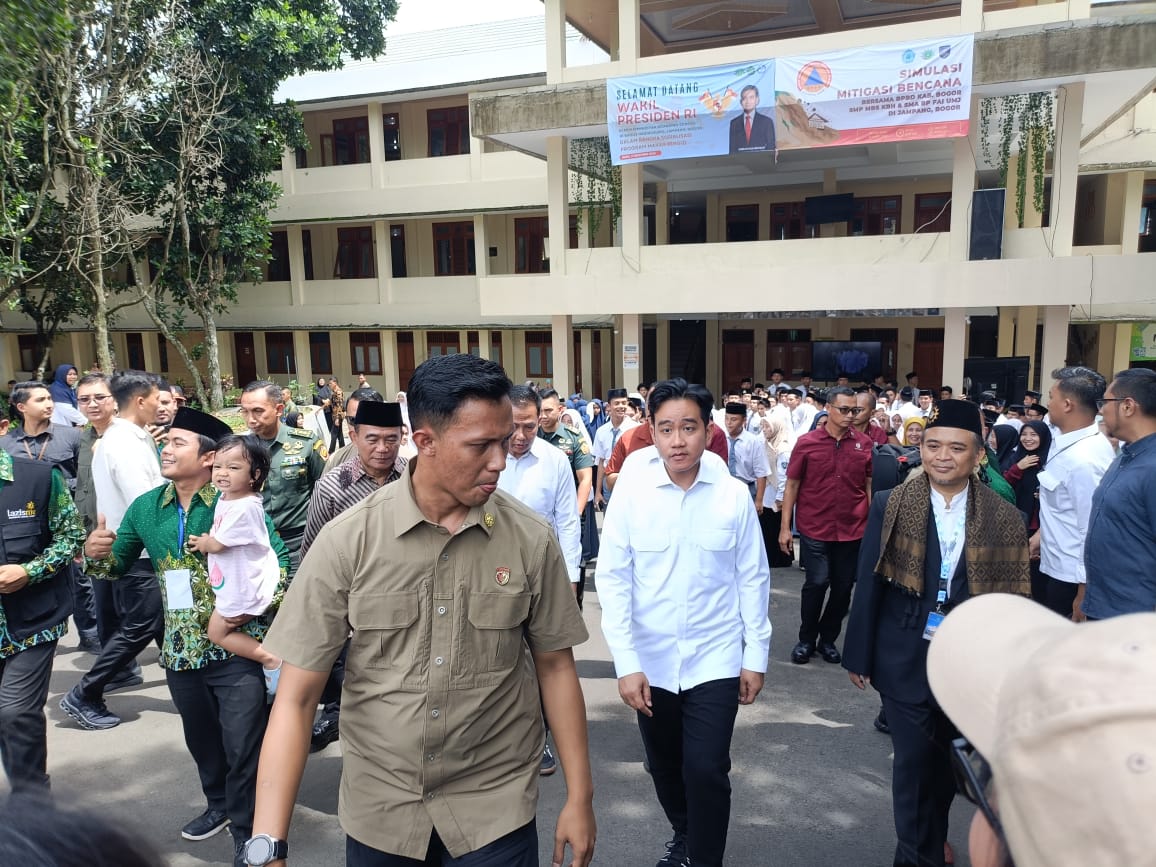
left=0, top=356, right=1152, bottom=867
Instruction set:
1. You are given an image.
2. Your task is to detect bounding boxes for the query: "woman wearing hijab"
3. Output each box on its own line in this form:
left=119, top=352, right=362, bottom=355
left=759, top=413, right=795, bottom=568
left=1003, top=419, right=1052, bottom=603
left=312, top=376, right=333, bottom=442
left=989, top=424, right=1020, bottom=473
left=49, top=364, right=86, bottom=426
left=585, top=398, right=606, bottom=441
left=901, top=416, right=925, bottom=447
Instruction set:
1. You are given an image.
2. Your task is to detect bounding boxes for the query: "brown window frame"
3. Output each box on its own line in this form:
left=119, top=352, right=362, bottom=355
left=432, top=221, right=475, bottom=276
left=350, top=331, right=383, bottom=375
left=427, top=106, right=470, bottom=157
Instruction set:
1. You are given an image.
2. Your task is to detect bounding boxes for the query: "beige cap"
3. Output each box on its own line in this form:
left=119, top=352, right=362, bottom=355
left=927, top=595, right=1156, bottom=867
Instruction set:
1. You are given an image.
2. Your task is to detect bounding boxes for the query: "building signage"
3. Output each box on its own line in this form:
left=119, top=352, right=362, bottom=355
left=1131, top=322, right=1156, bottom=361
left=606, top=35, right=973, bottom=165
left=622, top=343, right=640, bottom=370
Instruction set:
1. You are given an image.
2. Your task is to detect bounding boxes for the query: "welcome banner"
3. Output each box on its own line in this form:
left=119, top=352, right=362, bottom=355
left=606, top=35, right=973, bottom=165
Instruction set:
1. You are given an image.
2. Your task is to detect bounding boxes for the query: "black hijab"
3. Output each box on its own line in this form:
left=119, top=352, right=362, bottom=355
left=992, top=425, right=1020, bottom=473
left=1009, top=420, right=1052, bottom=523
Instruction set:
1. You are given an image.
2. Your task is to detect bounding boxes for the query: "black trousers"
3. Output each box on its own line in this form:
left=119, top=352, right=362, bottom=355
left=90, top=572, right=121, bottom=646
left=758, top=508, right=794, bottom=569
left=80, top=560, right=163, bottom=699
left=1040, top=572, right=1079, bottom=619
left=68, top=563, right=98, bottom=637
left=881, top=694, right=958, bottom=867
left=580, top=506, right=599, bottom=564
left=346, top=819, right=537, bottom=866
left=0, top=640, right=57, bottom=793
left=798, top=536, right=861, bottom=645
left=636, top=678, right=740, bottom=867
left=166, top=655, right=269, bottom=840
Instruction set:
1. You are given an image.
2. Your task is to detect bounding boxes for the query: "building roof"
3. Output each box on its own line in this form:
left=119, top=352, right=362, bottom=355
left=275, top=16, right=606, bottom=105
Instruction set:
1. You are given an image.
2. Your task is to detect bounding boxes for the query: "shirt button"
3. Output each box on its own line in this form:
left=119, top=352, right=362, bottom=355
left=426, top=792, right=436, bottom=800
left=434, top=656, right=444, bottom=666
left=437, top=606, right=447, bottom=615
left=440, top=553, right=449, bottom=562
left=427, top=753, right=436, bottom=762
left=431, top=709, right=439, bottom=718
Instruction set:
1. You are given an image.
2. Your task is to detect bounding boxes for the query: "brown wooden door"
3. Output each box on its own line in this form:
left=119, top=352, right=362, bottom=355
left=913, top=328, right=945, bottom=390
left=397, top=331, right=416, bottom=391
left=234, top=332, right=257, bottom=386
left=722, top=330, right=754, bottom=393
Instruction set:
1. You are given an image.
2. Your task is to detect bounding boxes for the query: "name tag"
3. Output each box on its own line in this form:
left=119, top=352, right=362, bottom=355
left=922, top=610, right=945, bottom=641
left=164, top=568, right=194, bottom=610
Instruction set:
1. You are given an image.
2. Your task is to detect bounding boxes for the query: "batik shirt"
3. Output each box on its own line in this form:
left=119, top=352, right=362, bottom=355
left=88, top=481, right=291, bottom=671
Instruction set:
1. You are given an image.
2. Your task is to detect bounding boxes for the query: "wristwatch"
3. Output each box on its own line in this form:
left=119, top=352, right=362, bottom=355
left=241, top=834, right=288, bottom=866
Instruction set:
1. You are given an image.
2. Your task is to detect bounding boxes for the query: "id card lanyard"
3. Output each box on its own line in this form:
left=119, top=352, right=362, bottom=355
left=933, top=503, right=965, bottom=612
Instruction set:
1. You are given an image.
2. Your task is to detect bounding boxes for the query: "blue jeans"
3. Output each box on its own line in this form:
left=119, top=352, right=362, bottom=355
left=346, top=820, right=537, bottom=866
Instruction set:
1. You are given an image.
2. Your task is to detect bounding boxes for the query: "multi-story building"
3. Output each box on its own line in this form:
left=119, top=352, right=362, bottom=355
left=3, top=0, right=1155, bottom=400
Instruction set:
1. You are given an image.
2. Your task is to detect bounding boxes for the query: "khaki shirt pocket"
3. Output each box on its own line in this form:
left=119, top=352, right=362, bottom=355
left=459, top=590, right=531, bottom=676
left=348, top=591, right=420, bottom=672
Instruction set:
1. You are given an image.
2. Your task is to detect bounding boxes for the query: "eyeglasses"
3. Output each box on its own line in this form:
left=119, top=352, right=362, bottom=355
left=950, top=738, right=1007, bottom=845
left=78, top=395, right=113, bottom=405
left=831, top=406, right=865, bottom=416
left=1095, top=398, right=1125, bottom=410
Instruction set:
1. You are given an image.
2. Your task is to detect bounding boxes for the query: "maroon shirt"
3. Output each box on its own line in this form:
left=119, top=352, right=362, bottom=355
left=861, top=423, right=888, bottom=446
left=786, top=424, right=873, bottom=541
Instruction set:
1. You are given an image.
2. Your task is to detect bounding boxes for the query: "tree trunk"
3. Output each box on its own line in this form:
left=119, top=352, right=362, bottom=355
left=201, top=311, right=224, bottom=410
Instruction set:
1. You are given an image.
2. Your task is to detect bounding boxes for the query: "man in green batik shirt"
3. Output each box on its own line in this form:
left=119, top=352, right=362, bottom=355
left=84, top=407, right=290, bottom=867
left=0, top=415, right=85, bottom=795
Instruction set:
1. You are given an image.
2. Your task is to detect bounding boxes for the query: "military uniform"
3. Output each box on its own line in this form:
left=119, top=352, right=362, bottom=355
left=537, top=424, right=594, bottom=481
left=257, top=423, right=327, bottom=564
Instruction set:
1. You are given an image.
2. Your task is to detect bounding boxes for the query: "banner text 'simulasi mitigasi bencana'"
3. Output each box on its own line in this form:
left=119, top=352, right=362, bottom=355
left=606, top=35, right=974, bottom=166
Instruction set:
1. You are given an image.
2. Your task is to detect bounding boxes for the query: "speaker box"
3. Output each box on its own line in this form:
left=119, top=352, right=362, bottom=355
left=964, top=356, right=1030, bottom=404
left=969, top=188, right=1005, bottom=261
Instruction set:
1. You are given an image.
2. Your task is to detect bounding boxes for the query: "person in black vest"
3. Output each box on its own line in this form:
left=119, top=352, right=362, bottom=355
left=842, top=400, right=1030, bottom=867
left=0, top=416, right=85, bottom=793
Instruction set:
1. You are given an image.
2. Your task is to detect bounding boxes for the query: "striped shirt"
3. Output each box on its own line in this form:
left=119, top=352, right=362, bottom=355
left=301, top=454, right=407, bottom=558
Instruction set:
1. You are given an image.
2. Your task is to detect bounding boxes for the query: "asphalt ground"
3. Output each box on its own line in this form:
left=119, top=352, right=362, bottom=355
left=22, top=562, right=977, bottom=866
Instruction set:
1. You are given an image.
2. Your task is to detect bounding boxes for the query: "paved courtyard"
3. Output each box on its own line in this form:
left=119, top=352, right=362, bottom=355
left=29, top=563, right=976, bottom=866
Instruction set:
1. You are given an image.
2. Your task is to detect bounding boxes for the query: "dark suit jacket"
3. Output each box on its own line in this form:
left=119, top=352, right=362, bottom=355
left=841, top=490, right=970, bottom=705
left=730, top=110, right=776, bottom=152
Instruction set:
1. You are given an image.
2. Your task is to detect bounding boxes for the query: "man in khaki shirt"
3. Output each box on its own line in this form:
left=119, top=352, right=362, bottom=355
left=248, top=353, right=595, bottom=867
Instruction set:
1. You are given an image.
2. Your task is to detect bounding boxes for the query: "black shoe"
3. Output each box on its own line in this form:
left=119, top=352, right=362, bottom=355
left=78, top=631, right=102, bottom=653
left=656, top=832, right=689, bottom=866
left=59, top=685, right=121, bottom=730
left=309, top=713, right=340, bottom=753
left=540, top=743, right=557, bottom=776
left=181, top=808, right=230, bottom=841
left=816, top=641, right=842, bottom=664
left=873, top=708, right=890, bottom=735
left=790, top=641, right=815, bottom=664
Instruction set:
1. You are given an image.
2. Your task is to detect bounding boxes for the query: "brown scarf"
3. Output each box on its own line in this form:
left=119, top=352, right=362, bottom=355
left=875, top=471, right=1030, bottom=598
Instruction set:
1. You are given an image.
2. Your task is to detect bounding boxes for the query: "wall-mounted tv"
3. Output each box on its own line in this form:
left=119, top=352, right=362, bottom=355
left=804, top=193, right=854, bottom=226
left=811, top=341, right=883, bottom=382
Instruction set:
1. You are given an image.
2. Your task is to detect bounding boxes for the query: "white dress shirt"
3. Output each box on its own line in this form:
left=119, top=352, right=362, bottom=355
left=497, top=437, right=581, bottom=583
left=930, top=485, right=968, bottom=596
left=592, top=417, right=639, bottom=464
left=92, top=417, right=164, bottom=556
left=598, top=446, right=772, bottom=692
left=1038, top=421, right=1116, bottom=584
left=726, top=429, right=771, bottom=484
left=792, top=404, right=817, bottom=435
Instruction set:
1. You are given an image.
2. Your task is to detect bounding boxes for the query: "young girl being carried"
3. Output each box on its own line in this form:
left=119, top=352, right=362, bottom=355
left=188, top=435, right=282, bottom=694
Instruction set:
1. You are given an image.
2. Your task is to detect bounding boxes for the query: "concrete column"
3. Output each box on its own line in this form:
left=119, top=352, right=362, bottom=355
left=545, top=0, right=566, bottom=84
left=997, top=307, right=1016, bottom=357
left=551, top=315, right=573, bottom=394
left=280, top=148, right=296, bottom=195
left=287, top=224, right=307, bottom=306
left=959, top=0, right=983, bottom=32
left=579, top=329, right=594, bottom=398
left=501, top=330, right=516, bottom=377
left=618, top=0, right=640, bottom=71
left=458, top=330, right=470, bottom=357
left=380, top=330, right=399, bottom=397
left=820, top=168, right=838, bottom=238
left=1118, top=171, right=1145, bottom=254
left=292, top=331, right=312, bottom=385
left=373, top=220, right=391, bottom=304
left=546, top=136, right=569, bottom=275
left=367, top=101, right=385, bottom=188
left=656, top=320, right=670, bottom=380
left=1040, top=305, right=1070, bottom=381
left=1112, top=322, right=1133, bottom=375
left=621, top=162, right=643, bottom=265
left=942, top=309, right=967, bottom=394
left=705, top=319, right=720, bottom=395
left=575, top=210, right=590, bottom=250
left=705, top=193, right=720, bottom=243
left=142, top=332, right=161, bottom=375
left=69, top=332, right=93, bottom=372
left=218, top=333, right=236, bottom=382
left=1095, top=323, right=1117, bottom=377
left=1049, top=83, right=1085, bottom=256
left=655, top=183, right=669, bottom=245
left=619, top=313, right=641, bottom=393
left=950, top=96, right=979, bottom=260
left=252, top=331, right=268, bottom=379
left=1015, top=306, right=1038, bottom=384
left=473, top=214, right=489, bottom=277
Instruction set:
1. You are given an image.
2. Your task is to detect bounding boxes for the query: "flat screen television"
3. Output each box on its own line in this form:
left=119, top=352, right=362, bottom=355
left=804, top=193, right=854, bottom=226
left=811, top=341, right=883, bottom=382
